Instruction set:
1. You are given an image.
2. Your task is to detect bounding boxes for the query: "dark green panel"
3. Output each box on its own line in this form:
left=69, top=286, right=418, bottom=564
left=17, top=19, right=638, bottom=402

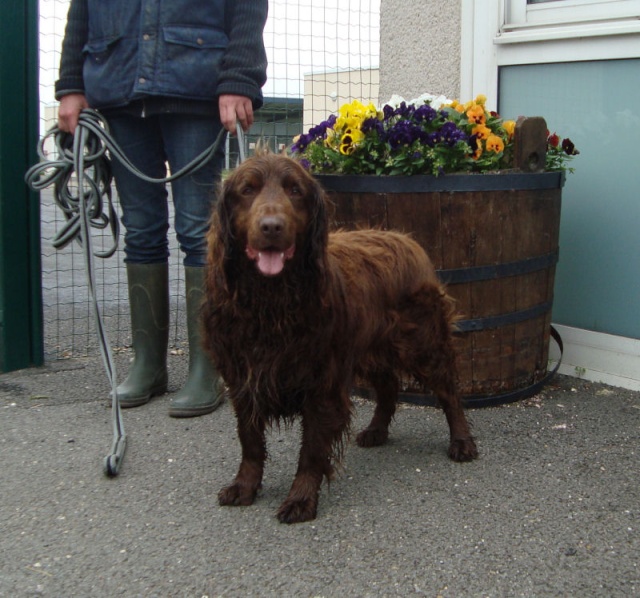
left=0, top=0, right=44, bottom=372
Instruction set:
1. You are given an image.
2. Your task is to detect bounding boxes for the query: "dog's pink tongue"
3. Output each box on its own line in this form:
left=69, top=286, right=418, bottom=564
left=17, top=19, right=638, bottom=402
left=246, top=245, right=295, bottom=276
left=257, top=250, right=286, bottom=276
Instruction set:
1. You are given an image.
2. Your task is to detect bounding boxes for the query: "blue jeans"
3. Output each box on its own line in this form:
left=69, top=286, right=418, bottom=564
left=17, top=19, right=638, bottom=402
left=106, top=113, right=225, bottom=266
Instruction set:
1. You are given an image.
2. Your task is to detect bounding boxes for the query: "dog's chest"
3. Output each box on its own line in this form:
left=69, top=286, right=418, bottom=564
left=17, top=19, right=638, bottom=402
left=228, top=291, right=330, bottom=384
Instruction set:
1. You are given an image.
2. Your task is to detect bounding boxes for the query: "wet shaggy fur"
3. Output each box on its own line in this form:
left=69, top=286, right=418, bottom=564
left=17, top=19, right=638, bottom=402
left=202, top=153, right=478, bottom=524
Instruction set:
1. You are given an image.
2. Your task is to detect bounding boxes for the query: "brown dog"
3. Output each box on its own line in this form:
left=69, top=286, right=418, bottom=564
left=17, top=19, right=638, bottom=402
left=202, top=153, right=478, bottom=524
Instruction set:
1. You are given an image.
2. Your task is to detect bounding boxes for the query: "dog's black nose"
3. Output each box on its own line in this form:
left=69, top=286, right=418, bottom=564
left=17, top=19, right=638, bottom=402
left=259, top=216, right=284, bottom=238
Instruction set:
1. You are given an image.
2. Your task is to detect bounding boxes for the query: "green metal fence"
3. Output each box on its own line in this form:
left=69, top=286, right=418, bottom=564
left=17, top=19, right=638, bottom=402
left=4, top=0, right=380, bottom=370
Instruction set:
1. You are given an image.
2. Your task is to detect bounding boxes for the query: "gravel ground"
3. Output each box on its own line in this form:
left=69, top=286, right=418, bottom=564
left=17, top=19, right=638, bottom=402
left=1, top=356, right=639, bottom=597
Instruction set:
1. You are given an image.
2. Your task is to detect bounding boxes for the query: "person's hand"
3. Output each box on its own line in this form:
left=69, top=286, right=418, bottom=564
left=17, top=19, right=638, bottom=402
left=219, top=94, right=254, bottom=136
left=58, top=93, right=89, bottom=134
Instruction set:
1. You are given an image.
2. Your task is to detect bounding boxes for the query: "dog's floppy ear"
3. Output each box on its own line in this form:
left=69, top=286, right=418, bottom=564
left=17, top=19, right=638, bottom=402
left=302, top=174, right=330, bottom=281
left=208, top=176, right=238, bottom=293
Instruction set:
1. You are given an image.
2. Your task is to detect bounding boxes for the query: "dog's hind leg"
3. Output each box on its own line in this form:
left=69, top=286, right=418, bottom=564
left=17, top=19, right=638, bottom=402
left=421, top=360, right=478, bottom=462
left=414, top=350, right=478, bottom=462
left=218, top=412, right=267, bottom=507
left=436, top=388, right=478, bottom=462
left=404, top=285, right=478, bottom=462
left=356, top=372, right=398, bottom=447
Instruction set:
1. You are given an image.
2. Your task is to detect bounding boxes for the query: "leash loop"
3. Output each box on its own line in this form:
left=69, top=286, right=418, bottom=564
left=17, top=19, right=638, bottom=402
left=25, top=109, right=232, bottom=477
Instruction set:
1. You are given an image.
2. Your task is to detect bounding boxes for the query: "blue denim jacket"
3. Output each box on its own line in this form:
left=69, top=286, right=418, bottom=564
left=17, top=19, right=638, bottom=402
left=57, top=0, right=267, bottom=110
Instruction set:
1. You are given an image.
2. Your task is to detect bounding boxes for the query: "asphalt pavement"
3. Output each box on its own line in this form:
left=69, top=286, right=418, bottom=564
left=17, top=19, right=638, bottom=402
left=1, top=351, right=639, bottom=597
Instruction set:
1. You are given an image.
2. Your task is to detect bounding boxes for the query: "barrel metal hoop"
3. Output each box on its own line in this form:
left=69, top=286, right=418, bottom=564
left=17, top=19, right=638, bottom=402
left=437, top=250, right=558, bottom=285
left=455, top=300, right=553, bottom=332
left=316, top=171, right=565, bottom=193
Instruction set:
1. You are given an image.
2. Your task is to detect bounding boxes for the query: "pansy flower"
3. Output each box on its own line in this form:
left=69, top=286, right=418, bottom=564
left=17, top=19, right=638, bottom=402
left=562, top=138, right=579, bottom=155
left=502, top=120, right=516, bottom=138
left=472, top=124, right=492, bottom=141
left=289, top=94, right=578, bottom=176
left=486, top=134, right=505, bottom=154
left=466, top=104, right=486, bottom=124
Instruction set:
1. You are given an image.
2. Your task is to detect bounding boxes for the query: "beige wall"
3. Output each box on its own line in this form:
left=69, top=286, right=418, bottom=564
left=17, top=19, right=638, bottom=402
left=379, top=0, right=461, bottom=102
left=302, top=68, right=379, bottom=130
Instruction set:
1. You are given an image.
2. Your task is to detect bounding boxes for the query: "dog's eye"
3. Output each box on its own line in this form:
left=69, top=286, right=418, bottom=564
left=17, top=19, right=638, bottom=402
left=241, top=184, right=256, bottom=197
left=288, top=185, right=303, bottom=198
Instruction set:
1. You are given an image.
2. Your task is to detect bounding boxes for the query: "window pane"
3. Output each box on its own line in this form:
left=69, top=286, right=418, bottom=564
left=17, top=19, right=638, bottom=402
left=499, top=59, right=640, bottom=338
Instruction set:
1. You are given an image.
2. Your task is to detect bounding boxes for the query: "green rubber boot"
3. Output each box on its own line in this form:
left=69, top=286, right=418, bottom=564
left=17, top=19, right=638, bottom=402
left=168, top=266, right=224, bottom=418
left=117, top=263, right=169, bottom=408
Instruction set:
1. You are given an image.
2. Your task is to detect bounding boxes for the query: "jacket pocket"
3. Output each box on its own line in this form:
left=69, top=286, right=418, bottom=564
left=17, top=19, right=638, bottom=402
left=83, top=36, right=122, bottom=65
left=159, top=26, right=229, bottom=99
left=82, top=36, right=136, bottom=108
left=163, top=26, right=229, bottom=50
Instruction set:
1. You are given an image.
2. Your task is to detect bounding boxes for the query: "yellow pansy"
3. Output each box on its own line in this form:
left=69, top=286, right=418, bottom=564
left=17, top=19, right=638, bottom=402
left=486, top=134, right=505, bottom=153
left=324, top=129, right=337, bottom=148
left=362, top=102, right=379, bottom=119
left=339, top=128, right=365, bottom=155
left=472, top=124, right=492, bottom=140
left=336, top=100, right=378, bottom=131
left=467, top=104, right=486, bottom=125
left=502, top=120, right=516, bottom=138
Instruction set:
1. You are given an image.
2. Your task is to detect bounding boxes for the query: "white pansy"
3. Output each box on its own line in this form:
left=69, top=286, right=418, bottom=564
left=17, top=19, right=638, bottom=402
left=427, top=95, right=453, bottom=110
left=383, top=92, right=453, bottom=110
left=384, top=94, right=407, bottom=108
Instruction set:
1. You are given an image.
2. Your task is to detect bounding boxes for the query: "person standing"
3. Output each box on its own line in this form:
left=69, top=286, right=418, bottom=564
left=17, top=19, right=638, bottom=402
left=55, top=0, right=268, bottom=417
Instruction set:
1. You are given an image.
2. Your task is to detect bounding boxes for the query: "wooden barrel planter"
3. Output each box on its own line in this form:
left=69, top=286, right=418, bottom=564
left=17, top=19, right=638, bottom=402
left=318, top=170, right=564, bottom=408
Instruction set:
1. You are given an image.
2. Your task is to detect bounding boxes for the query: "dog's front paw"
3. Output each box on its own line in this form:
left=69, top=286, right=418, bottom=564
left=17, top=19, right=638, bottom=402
left=356, top=426, right=389, bottom=448
left=448, top=437, right=478, bottom=462
left=276, top=497, right=318, bottom=524
left=218, top=482, right=258, bottom=507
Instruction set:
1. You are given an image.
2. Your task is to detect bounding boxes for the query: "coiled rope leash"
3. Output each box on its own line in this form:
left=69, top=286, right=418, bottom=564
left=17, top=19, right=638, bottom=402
left=25, top=108, right=232, bottom=476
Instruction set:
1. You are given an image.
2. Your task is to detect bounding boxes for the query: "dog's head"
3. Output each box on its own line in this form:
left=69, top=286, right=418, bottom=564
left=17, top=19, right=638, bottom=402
left=209, top=152, right=329, bottom=288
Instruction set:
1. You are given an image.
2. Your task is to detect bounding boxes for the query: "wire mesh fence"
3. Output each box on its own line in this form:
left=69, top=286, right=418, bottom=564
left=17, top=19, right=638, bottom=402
left=38, top=0, right=380, bottom=360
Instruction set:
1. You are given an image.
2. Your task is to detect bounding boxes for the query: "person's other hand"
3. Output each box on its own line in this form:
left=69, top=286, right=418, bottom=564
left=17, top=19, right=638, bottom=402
left=58, top=93, right=89, bottom=134
left=219, top=94, right=254, bottom=136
